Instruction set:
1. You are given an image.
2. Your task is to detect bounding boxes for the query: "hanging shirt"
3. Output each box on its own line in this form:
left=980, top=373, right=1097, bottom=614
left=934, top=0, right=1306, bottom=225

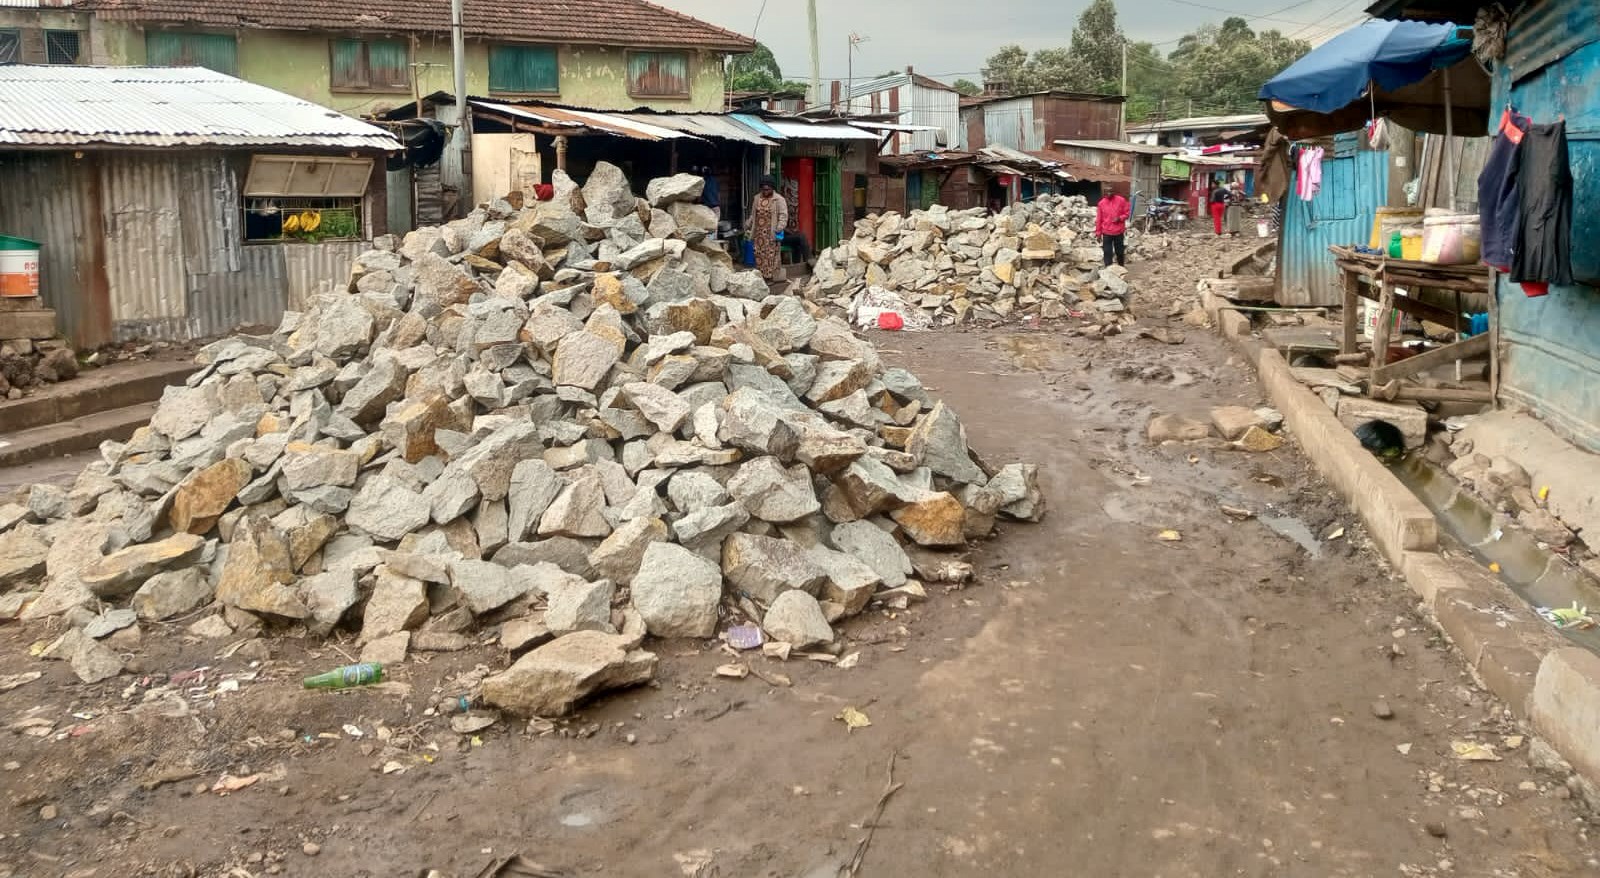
left=1510, top=120, right=1574, bottom=289
left=1296, top=146, right=1324, bottom=201
left=1478, top=107, right=1529, bottom=271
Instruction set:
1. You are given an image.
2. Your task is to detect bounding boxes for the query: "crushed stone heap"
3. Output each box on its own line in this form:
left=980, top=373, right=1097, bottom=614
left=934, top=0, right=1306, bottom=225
left=0, top=162, right=1045, bottom=717
left=803, top=195, right=1137, bottom=327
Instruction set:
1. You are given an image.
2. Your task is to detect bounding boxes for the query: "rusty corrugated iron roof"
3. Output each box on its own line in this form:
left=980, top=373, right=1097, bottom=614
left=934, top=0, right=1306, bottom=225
left=0, top=66, right=400, bottom=150
left=83, top=0, right=757, bottom=52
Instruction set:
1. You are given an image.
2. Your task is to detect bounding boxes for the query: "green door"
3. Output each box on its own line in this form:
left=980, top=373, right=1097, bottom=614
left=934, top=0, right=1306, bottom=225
left=814, top=157, right=842, bottom=249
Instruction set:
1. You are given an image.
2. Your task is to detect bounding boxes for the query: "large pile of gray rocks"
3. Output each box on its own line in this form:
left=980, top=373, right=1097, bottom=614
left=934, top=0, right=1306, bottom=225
left=803, top=195, right=1136, bottom=326
left=0, top=163, right=1044, bottom=717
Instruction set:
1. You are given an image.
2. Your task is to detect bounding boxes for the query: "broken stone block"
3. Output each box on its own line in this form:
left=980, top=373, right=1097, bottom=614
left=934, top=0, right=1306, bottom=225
left=1209, top=405, right=1269, bottom=442
left=830, top=519, right=912, bottom=588
left=805, top=545, right=882, bottom=616
left=79, top=533, right=206, bottom=598
left=361, top=567, right=430, bottom=642
left=889, top=491, right=967, bottom=547
left=906, top=402, right=986, bottom=485
left=727, top=456, right=821, bottom=523
left=1146, top=414, right=1211, bottom=444
left=346, top=475, right=432, bottom=543
left=131, top=567, right=212, bottom=621
left=481, top=630, right=657, bottom=716
left=299, top=568, right=359, bottom=636
left=215, top=517, right=306, bottom=619
left=763, top=590, right=834, bottom=649
left=449, top=559, right=534, bottom=615
left=537, top=471, right=612, bottom=539
left=630, top=542, right=721, bottom=639
left=544, top=577, right=616, bottom=635
left=169, top=458, right=252, bottom=535
left=721, top=533, right=827, bottom=603
left=588, top=516, right=670, bottom=584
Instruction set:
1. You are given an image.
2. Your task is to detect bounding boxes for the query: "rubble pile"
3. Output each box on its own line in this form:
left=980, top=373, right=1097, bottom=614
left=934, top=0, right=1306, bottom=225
left=0, top=335, right=79, bottom=399
left=803, top=195, right=1137, bottom=327
left=0, top=163, right=1045, bottom=717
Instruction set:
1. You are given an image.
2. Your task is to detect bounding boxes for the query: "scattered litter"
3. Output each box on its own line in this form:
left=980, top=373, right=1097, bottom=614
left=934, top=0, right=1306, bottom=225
left=725, top=625, right=764, bottom=651
left=1537, top=603, right=1596, bottom=630
left=450, top=713, right=499, bottom=735
left=1325, top=526, right=1345, bottom=541
left=472, top=853, right=576, bottom=878
left=849, top=289, right=932, bottom=332
left=1502, top=735, right=1524, bottom=750
left=1219, top=505, right=1255, bottom=521
left=762, top=642, right=792, bottom=662
left=1396, top=743, right=1413, bottom=756
left=1451, top=741, right=1502, bottom=762
left=211, top=773, right=261, bottom=794
left=713, top=664, right=749, bottom=679
left=382, top=761, right=407, bottom=775
left=0, top=671, right=42, bottom=692
left=836, top=707, right=872, bottom=732
left=837, top=652, right=861, bottom=670
left=1157, top=530, right=1183, bottom=542
left=303, top=663, right=384, bottom=690
left=341, top=724, right=364, bottom=738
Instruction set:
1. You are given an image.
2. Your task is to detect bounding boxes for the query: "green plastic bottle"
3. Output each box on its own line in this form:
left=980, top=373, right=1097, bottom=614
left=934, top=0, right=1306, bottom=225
left=302, top=663, right=384, bottom=690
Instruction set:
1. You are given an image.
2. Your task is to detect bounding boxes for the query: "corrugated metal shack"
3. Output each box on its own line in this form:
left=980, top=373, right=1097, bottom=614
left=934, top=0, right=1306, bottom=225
left=0, top=66, right=399, bottom=348
left=1366, top=0, right=1600, bottom=451
left=960, top=91, right=1126, bottom=152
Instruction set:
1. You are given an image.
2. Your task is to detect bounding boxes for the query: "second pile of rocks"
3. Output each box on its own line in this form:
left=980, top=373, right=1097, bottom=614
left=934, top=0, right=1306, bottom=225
left=803, top=195, right=1136, bottom=327
left=0, top=162, right=1045, bottom=718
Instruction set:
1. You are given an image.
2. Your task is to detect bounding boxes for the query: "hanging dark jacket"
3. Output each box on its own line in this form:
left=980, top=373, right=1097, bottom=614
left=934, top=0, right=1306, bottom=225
left=1510, top=120, right=1574, bottom=287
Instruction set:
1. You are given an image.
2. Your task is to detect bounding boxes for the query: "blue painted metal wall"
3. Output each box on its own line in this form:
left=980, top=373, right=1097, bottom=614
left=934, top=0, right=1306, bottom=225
left=1495, top=0, right=1600, bottom=451
left=1279, top=132, right=1390, bottom=305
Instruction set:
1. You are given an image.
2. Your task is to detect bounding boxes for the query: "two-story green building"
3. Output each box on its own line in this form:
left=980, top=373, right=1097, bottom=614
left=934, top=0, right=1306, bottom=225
left=78, top=0, right=753, bottom=115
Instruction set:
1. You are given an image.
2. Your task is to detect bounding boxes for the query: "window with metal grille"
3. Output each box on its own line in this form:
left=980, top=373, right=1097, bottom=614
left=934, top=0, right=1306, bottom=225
left=45, top=30, right=81, bottom=65
left=627, top=50, right=690, bottom=98
left=330, top=39, right=410, bottom=92
left=146, top=31, right=238, bottom=75
left=489, top=44, right=559, bottom=94
left=0, top=30, right=19, bottom=65
left=242, top=197, right=363, bottom=243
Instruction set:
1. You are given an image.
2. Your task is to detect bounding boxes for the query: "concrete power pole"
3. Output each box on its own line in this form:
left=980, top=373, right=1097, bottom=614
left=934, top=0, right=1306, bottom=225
left=808, top=0, right=820, bottom=107
left=1120, top=39, right=1128, bottom=140
left=451, top=0, right=467, bottom=115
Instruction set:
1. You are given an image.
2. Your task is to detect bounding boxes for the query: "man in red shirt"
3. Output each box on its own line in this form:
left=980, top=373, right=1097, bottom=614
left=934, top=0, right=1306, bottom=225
left=1094, top=185, right=1132, bottom=267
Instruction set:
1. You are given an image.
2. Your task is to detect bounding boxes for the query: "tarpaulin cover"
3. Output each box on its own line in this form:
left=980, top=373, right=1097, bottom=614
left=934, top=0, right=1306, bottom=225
left=1259, top=20, right=1472, bottom=113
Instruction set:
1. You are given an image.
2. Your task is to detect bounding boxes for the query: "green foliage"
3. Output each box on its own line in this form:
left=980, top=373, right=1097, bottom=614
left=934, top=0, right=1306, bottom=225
left=729, top=43, right=807, bottom=94
left=981, top=5, right=1310, bottom=123
left=951, top=78, right=982, bottom=97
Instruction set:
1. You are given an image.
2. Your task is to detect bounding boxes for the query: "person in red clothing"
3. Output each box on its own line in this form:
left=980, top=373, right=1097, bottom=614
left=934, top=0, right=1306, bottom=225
left=1209, top=183, right=1230, bottom=235
left=1094, top=185, right=1132, bottom=267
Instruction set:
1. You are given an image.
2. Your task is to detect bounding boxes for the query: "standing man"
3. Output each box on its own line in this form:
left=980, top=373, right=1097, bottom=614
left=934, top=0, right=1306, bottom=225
left=1209, top=182, right=1230, bottom=235
left=1095, top=185, right=1131, bottom=268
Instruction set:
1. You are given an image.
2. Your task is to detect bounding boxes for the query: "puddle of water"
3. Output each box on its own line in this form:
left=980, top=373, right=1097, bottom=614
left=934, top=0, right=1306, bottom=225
left=1259, top=514, right=1323, bottom=558
left=993, top=336, right=1064, bottom=371
left=1391, top=456, right=1600, bottom=653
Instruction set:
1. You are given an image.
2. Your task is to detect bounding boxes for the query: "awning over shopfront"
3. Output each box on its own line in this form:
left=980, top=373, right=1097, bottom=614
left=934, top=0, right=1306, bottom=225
left=758, top=119, right=883, bottom=142
left=1259, top=19, right=1489, bottom=138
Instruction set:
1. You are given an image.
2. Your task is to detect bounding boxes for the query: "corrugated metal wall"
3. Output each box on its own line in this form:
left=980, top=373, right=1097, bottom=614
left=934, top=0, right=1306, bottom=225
left=1493, top=0, right=1600, bottom=451
left=982, top=98, right=1039, bottom=151
left=0, top=151, right=109, bottom=344
left=1279, top=134, right=1389, bottom=306
left=906, top=82, right=959, bottom=152
left=0, top=150, right=366, bottom=347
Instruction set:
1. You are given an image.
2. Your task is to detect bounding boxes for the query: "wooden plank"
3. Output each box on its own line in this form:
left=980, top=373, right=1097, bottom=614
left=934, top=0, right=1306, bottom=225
left=1488, top=267, right=1501, bottom=410
left=1370, top=332, right=1491, bottom=384
left=1341, top=269, right=1359, bottom=354
left=1369, top=273, right=1396, bottom=380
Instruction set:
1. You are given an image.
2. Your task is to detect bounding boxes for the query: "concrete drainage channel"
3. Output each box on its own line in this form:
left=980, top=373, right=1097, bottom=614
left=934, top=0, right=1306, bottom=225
left=1202, top=291, right=1600, bottom=799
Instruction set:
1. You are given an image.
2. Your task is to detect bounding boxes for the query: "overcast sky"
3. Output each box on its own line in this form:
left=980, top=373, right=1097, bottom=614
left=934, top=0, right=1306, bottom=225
left=661, top=0, right=1372, bottom=88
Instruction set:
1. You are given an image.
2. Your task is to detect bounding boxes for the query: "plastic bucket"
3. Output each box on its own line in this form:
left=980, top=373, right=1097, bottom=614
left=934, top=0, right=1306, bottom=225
left=1369, top=207, right=1424, bottom=249
left=1421, top=214, right=1482, bottom=265
left=0, top=235, right=40, bottom=298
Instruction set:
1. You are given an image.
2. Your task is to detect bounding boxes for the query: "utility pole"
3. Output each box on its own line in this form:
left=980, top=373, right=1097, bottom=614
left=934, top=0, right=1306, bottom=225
left=1120, top=39, right=1128, bottom=140
left=451, top=0, right=467, bottom=116
left=808, top=0, right=820, bottom=107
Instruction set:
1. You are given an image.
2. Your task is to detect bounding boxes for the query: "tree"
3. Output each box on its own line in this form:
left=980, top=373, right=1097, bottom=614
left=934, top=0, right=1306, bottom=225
left=983, top=45, right=1033, bottom=95
left=1065, top=0, right=1125, bottom=94
left=728, top=42, right=809, bottom=94
left=952, top=78, right=982, bottom=97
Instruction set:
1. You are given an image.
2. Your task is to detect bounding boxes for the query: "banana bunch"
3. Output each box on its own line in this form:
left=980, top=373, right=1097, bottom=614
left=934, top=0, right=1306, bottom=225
left=282, top=211, right=323, bottom=235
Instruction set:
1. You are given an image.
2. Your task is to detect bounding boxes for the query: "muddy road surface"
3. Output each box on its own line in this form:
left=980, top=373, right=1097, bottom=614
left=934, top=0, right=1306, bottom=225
left=1, top=268, right=1596, bottom=876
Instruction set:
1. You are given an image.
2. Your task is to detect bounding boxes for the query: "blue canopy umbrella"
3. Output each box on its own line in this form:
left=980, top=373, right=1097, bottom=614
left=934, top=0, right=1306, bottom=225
left=1260, top=20, right=1472, bottom=114
left=1259, top=19, right=1487, bottom=206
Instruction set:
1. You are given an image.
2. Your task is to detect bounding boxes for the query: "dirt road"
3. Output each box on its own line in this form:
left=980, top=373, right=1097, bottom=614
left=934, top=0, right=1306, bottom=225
left=1, top=255, right=1595, bottom=877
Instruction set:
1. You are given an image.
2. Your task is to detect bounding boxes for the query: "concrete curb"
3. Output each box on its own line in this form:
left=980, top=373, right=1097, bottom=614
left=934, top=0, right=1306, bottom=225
left=1201, top=292, right=1600, bottom=791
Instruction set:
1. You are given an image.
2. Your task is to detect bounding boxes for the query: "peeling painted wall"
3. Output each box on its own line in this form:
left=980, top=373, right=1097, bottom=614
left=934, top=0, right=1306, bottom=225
left=100, top=24, right=729, bottom=115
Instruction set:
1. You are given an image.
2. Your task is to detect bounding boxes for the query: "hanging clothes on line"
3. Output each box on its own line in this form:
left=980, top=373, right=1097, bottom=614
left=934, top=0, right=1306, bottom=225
left=1478, top=107, right=1530, bottom=272
left=1510, top=118, right=1574, bottom=293
left=1296, top=145, right=1324, bottom=201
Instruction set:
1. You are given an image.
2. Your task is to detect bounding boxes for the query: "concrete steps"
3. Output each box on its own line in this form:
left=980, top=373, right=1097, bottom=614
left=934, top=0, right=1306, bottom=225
left=0, top=402, right=158, bottom=467
left=0, top=359, right=194, bottom=468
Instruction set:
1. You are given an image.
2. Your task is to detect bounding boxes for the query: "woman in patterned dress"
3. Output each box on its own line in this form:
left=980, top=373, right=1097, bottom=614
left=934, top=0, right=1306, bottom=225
left=748, top=177, right=788, bottom=281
